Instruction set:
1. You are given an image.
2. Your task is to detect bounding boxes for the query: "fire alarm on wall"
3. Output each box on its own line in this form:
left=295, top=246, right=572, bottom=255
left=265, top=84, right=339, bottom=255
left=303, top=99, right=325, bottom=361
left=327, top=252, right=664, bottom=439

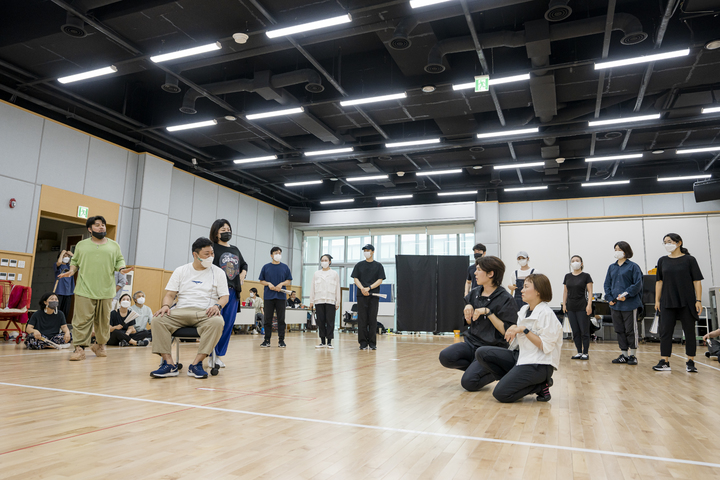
left=9, top=198, right=16, bottom=208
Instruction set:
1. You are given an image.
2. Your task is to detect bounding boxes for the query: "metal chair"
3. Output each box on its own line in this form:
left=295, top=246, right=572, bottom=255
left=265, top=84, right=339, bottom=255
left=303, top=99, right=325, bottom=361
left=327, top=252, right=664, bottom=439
left=171, top=327, right=220, bottom=376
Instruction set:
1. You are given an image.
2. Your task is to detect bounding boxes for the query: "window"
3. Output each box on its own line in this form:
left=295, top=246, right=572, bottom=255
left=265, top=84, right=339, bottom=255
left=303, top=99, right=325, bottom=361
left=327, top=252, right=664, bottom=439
left=346, top=235, right=371, bottom=262
left=373, top=235, right=396, bottom=262
left=303, top=236, right=319, bottom=263
left=400, top=234, right=427, bottom=255
left=459, top=233, right=476, bottom=262
left=429, top=234, right=458, bottom=255
left=321, top=236, right=345, bottom=263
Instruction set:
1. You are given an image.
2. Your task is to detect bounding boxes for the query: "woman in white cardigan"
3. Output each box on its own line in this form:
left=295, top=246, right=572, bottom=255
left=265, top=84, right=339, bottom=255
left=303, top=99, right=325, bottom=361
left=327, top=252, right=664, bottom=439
left=309, top=254, right=341, bottom=349
left=475, top=273, right=563, bottom=402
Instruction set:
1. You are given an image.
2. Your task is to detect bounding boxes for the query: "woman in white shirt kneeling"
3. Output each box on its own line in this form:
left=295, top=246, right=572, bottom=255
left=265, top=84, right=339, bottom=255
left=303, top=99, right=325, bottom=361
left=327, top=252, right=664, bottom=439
left=309, top=254, right=341, bottom=349
left=475, top=273, right=563, bottom=403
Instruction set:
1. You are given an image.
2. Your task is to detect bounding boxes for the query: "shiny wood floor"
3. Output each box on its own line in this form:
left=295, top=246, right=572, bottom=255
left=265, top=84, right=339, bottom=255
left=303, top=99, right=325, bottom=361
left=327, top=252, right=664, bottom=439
left=1, top=332, right=720, bottom=479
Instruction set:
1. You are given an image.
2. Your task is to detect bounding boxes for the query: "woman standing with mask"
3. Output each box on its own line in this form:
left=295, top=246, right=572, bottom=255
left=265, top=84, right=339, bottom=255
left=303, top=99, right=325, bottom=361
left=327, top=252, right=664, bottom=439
left=309, top=254, right=341, bottom=349
left=603, top=241, right=644, bottom=365
left=210, top=219, right=248, bottom=367
left=54, top=250, right=75, bottom=322
left=508, top=251, right=534, bottom=309
left=653, top=233, right=704, bottom=373
left=562, top=256, right=593, bottom=360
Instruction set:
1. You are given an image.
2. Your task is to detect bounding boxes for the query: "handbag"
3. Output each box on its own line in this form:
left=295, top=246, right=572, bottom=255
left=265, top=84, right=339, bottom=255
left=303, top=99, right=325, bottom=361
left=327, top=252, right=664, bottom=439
left=649, top=313, right=659, bottom=335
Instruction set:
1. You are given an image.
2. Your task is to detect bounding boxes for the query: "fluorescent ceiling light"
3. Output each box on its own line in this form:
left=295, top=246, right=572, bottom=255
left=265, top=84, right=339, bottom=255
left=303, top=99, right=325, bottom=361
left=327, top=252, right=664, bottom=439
left=385, top=138, right=441, bottom=148
left=594, top=48, right=690, bottom=70
left=585, top=153, right=643, bottom=162
left=166, top=119, right=218, bottom=132
left=676, top=146, right=720, bottom=154
left=320, top=198, right=355, bottom=204
left=452, top=73, right=531, bottom=90
left=150, top=42, right=221, bottom=63
left=410, top=0, right=454, bottom=8
left=58, top=65, right=117, bottom=84
left=477, top=127, right=538, bottom=139
left=658, top=174, right=712, bottom=182
left=304, top=147, right=354, bottom=157
left=285, top=180, right=323, bottom=187
left=588, top=114, right=660, bottom=127
left=581, top=180, right=631, bottom=187
left=376, top=194, right=413, bottom=200
left=346, top=175, right=388, bottom=182
left=504, top=186, right=549, bottom=192
left=702, top=106, right=720, bottom=114
left=494, top=162, right=544, bottom=170
left=266, top=14, right=351, bottom=38
left=233, top=155, right=278, bottom=165
left=340, top=92, right=406, bottom=107
left=416, top=169, right=463, bottom=176
left=246, top=107, right=304, bottom=120
left=437, top=190, right=477, bottom=196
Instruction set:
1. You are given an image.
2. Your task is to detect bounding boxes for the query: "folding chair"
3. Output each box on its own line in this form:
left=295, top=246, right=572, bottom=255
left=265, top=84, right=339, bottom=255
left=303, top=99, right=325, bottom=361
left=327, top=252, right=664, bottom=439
left=0, top=281, right=31, bottom=343
left=171, top=327, right=220, bottom=376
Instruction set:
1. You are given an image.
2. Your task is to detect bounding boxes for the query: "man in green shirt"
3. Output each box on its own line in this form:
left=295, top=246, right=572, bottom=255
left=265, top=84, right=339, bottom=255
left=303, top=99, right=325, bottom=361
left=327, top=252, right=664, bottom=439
left=58, top=215, right=133, bottom=361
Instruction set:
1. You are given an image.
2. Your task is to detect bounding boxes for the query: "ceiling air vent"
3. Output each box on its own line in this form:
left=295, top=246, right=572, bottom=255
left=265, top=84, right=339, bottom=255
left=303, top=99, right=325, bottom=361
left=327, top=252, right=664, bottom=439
left=61, top=14, right=87, bottom=38
left=545, top=1, right=572, bottom=22
left=305, top=82, right=325, bottom=93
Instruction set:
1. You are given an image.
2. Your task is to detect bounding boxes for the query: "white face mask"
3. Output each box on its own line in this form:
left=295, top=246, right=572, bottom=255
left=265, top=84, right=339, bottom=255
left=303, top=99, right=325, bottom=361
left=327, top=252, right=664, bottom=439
left=363, top=251, right=372, bottom=259
left=200, top=256, right=214, bottom=269
left=273, top=254, right=282, bottom=262
left=136, top=297, right=145, bottom=305
left=664, top=243, right=677, bottom=253
left=571, top=261, right=582, bottom=271
left=62, top=257, right=70, bottom=264
left=518, top=259, right=528, bottom=267
left=120, top=300, right=131, bottom=309
left=320, top=261, right=329, bottom=268
left=250, top=293, right=255, bottom=297
left=613, top=250, right=625, bottom=260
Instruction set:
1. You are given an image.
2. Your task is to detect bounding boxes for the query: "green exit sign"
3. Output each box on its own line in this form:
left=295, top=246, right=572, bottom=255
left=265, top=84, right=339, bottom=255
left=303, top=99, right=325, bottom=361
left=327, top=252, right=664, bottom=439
left=77, top=206, right=89, bottom=219
left=475, top=75, right=489, bottom=92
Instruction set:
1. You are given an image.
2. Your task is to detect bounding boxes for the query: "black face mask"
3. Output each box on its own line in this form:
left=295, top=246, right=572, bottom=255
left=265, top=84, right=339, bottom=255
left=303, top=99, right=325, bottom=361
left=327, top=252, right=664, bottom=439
left=474, top=253, right=483, bottom=259
left=92, top=231, right=107, bottom=239
left=220, top=232, right=232, bottom=242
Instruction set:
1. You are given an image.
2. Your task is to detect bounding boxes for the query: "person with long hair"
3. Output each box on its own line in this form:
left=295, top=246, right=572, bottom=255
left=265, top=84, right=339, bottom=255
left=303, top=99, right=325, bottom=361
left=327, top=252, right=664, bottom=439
left=309, top=254, right=341, bottom=349
left=25, top=293, right=71, bottom=349
left=652, top=233, right=704, bottom=373
left=107, top=293, right=149, bottom=347
left=562, top=255, right=593, bottom=360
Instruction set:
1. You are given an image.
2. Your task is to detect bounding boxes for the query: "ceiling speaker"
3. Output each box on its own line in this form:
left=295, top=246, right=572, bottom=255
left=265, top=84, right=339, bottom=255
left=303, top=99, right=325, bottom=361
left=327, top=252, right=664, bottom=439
left=693, top=178, right=720, bottom=203
left=288, top=207, right=311, bottom=223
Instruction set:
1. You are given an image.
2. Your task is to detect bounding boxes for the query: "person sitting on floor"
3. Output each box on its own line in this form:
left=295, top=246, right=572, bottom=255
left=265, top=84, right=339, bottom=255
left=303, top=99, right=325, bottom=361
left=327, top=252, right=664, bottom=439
left=25, top=293, right=71, bottom=349
left=130, top=290, right=152, bottom=341
left=107, top=293, right=149, bottom=347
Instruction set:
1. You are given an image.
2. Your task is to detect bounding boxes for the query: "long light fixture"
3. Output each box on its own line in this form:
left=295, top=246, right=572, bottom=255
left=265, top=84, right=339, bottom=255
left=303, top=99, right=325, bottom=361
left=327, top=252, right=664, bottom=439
left=494, top=162, right=544, bottom=170
left=285, top=180, right=323, bottom=187
left=385, top=138, right=441, bottom=148
left=233, top=155, right=278, bottom=165
left=702, top=106, right=720, bottom=114
left=658, top=174, right=712, bottom=182
left=320, top=198, right=355, bottom=204
left=376, top=194, right=413, bottom=200
left=58, top=66, right=117, bottom=84
left=339, top=92, right=406, bottom=107
left=588, top=114, right=660, bottom=127
left=676, top=146, right=720, bottom=154
left=585, top=153, right=643, bottom=162
left=437, top=190, right=477, bottom=196
left=477, top=127, right=538, bottom=139
left=246, top=107, right=304, bottom=120
left=346, top=175, right=388, bottom=182
left=452, top=73, right=531, bottom=91
left=504, top=186, right=549, bottom=192
left=304, top=147, right=354, bottom=156
left=166, top=119, right=218, bottom=132
left=416, top=169, right=463, bottom=176
left=150, top=42, right=221, bottom=63
left=266, top=14, right=352, bottom=38
left=581, top=180, right=630, bottom=187
left=410, top=0, right=454, bottom=8
left=594, top=48, right=690, bottom=70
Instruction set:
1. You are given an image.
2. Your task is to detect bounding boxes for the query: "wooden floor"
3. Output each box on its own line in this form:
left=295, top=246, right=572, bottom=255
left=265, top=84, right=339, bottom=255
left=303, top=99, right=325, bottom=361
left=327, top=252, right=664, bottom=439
left=1, top=332, right=720, bottom=479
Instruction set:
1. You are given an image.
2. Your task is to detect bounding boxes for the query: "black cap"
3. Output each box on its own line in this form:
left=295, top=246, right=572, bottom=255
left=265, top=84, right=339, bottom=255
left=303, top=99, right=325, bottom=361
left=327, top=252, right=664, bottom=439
left=362, top=244, right=375, bottom=251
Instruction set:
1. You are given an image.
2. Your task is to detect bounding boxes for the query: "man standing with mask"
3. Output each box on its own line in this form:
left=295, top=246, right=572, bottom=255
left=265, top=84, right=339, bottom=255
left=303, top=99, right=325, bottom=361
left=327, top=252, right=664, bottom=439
left=258, top=246, right=293, bottom=348
left=57, top=216, right=133, bottom=361
left=351, top=244, right=386, bottom=351
left=464, top=243, right=487, bottom=296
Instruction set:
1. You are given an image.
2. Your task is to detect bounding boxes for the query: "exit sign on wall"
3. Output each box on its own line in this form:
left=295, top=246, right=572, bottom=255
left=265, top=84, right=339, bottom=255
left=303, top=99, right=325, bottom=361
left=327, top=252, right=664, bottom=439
left=77, top=206, right=89, bottom=219
left=474, top=75, right=489, bottom=92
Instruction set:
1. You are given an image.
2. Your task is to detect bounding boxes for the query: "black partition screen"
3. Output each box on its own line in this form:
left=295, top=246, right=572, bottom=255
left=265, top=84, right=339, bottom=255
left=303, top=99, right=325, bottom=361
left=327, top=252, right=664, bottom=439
left=437, top=256, right=470, bottom=332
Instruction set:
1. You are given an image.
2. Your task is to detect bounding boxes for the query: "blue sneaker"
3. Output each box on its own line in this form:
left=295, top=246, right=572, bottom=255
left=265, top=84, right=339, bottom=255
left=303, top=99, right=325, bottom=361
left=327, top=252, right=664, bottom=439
left=150, top=360, right=179, bottom=378
left=187, top=362, right=208, bottom=379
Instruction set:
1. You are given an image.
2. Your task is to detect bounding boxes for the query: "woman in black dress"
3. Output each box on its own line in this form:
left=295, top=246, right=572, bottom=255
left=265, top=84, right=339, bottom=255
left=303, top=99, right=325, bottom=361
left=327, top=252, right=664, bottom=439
left=562, top=255, right=593, bottom=360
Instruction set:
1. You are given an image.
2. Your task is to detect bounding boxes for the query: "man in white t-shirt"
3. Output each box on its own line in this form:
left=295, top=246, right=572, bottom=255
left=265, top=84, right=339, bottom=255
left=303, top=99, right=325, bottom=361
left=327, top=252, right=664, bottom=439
left=150, top=237, right=228, bottom=379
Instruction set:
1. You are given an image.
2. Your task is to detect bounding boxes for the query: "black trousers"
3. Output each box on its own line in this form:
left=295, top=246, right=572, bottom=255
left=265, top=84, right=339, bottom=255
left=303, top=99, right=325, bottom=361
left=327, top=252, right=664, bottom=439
left=438, top=342, right=495, bottom=391
left=611, top=309, right=638, bottom=351
left=357, top=295, right=379, bottom=348
left=315, top=303, right=336, bottom=342
left=57, top=294, right=72, bottom=323
left=567, top=310, right=590, bottom=354
left=264, top=299, right=286, bottom=341
left=659, top=306, right=697, bottom=357
left=107, top=329, right=131, bottom=345
left=475, top=347, right=553, bottom=403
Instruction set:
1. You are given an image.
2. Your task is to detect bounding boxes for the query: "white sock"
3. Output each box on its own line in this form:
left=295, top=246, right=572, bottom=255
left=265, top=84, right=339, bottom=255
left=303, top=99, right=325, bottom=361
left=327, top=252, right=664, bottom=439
left=621, top=350, right=628, bottom=357
left=628, top=349, right=636, bottom=357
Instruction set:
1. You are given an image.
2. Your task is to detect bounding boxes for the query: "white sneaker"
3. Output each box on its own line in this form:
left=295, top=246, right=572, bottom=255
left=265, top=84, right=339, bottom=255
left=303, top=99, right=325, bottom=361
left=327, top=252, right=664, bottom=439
left=216, top=357, right=226, bottom=368
left=315, top=343, right=326, bottom=349
left=327, top=344, right=334, bottom=350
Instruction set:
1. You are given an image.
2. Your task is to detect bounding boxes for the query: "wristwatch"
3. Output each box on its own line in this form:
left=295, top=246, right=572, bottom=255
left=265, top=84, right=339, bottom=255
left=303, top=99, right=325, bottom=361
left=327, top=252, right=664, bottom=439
left=214, top=303, right=222, bottom=309
left=523, top=328, right=530, bottom=335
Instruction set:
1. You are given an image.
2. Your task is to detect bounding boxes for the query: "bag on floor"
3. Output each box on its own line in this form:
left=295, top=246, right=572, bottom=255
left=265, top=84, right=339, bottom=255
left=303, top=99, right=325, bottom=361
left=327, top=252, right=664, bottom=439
left=562, top=315, right=572, bottom=334
left=707, top=337, right=720, bottom=358
left=649, top=314, right=659, bottom=335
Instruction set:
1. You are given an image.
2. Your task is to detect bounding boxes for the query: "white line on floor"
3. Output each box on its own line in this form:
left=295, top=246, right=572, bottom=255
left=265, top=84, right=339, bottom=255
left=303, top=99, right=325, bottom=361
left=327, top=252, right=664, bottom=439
left=673, top=353, right=720, bottom=372
left=1, top=381, right=719, bottom=469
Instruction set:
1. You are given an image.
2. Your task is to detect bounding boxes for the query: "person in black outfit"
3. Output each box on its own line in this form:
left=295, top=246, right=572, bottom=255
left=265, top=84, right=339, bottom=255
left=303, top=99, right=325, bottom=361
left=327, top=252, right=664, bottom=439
left=464, top=243, right=486, bottom=296
left=351, top=244, right=386, bottom=350
left=439, top=256, right=518, bottom=391
left=287, top=291, right=302, bottom=308
left=107, top=293, right=149, bottom=347
left=562, top=255, right=594, bottom=360
left=25, top=292, right=72, bottom=349
left=652, top=233, right=704, bottom=373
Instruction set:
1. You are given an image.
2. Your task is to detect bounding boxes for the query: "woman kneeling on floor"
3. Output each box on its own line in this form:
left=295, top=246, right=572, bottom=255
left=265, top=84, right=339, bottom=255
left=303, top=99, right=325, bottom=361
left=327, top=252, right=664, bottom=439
left=25, top=293, right=72, bottom=349
left=475, top=273, right=563, bottom=403
left=107, top=293, right=149, bottom=347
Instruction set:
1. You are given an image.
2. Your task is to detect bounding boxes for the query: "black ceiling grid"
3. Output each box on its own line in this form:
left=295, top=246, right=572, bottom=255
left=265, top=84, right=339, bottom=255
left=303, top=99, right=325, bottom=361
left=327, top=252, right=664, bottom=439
left=0, top=0, right=718, bottom=210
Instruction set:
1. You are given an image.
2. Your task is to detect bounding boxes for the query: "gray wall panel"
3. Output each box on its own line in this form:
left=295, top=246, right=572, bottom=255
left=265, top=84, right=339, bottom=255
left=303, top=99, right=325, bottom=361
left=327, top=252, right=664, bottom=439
left=25, top=185, right=42, bottom=254
left=164, top=219, right=192, bottom=271
left=134, top=209, right=168, bottom=269
left=273, top=207, right=290, bottom=248
left=117, top=206, right=133, bottom=259
left=139, top=154, right=172, bottom=215
left=189, top=224, right=209, bottom=263
left=36, top=121, right=89, bottom=194
left=254, top=242, right=273, bottom=281
left=234, top=235, right=256, bottom=279
left=191, top=177, right=218, bottom=228
left=683, top=193, right=720, bottom=213
left=255, top=202, right=275, bottom=244
left=291, top=248, right=302, bottom=281
left=237, top=194, right=258, bottom=240
left=0, top=102, right=43, bottom=184
left=168, top=169, right=194, bottom=222
left=83, top=138, right=128, bottom=204
left=532, top=200, right=568, bottom=220
left=499, top=202, right=533, bottom=222
left=567, top=197, right=604, bottom=218
left=604, top=195, right=643, bottom=217
left=0, top=176, right=36, bottom=253
left=642, top=193, right=684, bottom=215
left=123, top=153, right=139, bottom=208
left=216, top=187, right=239, bottom=228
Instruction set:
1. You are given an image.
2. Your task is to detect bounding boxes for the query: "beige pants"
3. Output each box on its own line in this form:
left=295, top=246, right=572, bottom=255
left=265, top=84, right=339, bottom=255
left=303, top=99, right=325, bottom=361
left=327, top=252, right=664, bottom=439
left=72, top=295, right=112, bottom=347
left=151, top=307, right=224, bottom=356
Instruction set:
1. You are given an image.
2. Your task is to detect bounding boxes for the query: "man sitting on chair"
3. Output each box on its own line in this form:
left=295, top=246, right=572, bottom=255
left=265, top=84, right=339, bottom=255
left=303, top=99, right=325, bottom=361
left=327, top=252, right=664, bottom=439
left=150, top=237, right=228, bottom=379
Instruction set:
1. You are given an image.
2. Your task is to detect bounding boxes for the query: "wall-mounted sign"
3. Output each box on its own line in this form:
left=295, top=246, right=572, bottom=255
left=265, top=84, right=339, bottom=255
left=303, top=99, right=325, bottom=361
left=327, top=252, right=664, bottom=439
left=77, top=206, right=89, bottom=219
left=474, top=75, right=489, bottom=93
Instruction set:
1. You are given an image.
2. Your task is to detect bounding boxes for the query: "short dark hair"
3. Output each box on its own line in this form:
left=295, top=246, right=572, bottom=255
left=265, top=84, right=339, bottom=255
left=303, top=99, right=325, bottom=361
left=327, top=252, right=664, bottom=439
left=250, top=287, right=258, bottom=294
left=473, top=243, right=486, bottom=253
left=271, top=246, right=282, bottom=255
left=38, top=292, right=58, bottom=309
left=614, top=241, right=633, bottom=259
left=192, top=237, right=213, bottom=254
left=321, top=254, right=333, bottom=263
left=475, top=255, right=505, bottom=287
left=525, top=273, right=552, bottom=302
left=118, top=293, right=132, bottom=304
left=86, top=215, right=106, bottom=229
left=571, top=255, right=584, bottom=271
left=291, top=290, right=296, bottom=295
left=209, top=219, right=232, bottom=243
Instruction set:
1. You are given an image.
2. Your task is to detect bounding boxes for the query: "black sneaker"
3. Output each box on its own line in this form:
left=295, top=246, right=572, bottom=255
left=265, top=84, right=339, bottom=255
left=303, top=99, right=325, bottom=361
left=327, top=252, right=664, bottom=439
left=278, top=340, right=286, bottom=348
left=612, top=354, right=629, bottom=364
left=581, top=354, right=589, bottom=360
left=653, top=359, right=671, bottom=371
left=571, top=353, right=583, bottom=359
left=119, top=340, right=130, bottom=347
left=359, top=345, right=367, bottom=351
left=686, top=360, right=698, bottom=373
left=260, top=340, right=271, bottom=348
left=627, top=355, right=638, bottom=365
left=370, top=346, right=377, bottom=350
left=536, top=378, right=553, bottom=402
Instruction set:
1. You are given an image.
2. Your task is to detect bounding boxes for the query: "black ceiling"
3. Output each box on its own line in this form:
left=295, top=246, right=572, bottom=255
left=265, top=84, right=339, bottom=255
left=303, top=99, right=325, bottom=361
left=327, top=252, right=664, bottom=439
left=1, top=0, right=719, bottom=210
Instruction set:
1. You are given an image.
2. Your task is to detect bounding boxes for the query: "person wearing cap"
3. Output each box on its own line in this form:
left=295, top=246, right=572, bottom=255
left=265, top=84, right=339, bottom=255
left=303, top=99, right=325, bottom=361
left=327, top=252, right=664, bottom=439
left=508, top=251, right=534, bottom=309
left=351, top=244, right=386, bottom=350
left=309, top=254, right=341, bottom=349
